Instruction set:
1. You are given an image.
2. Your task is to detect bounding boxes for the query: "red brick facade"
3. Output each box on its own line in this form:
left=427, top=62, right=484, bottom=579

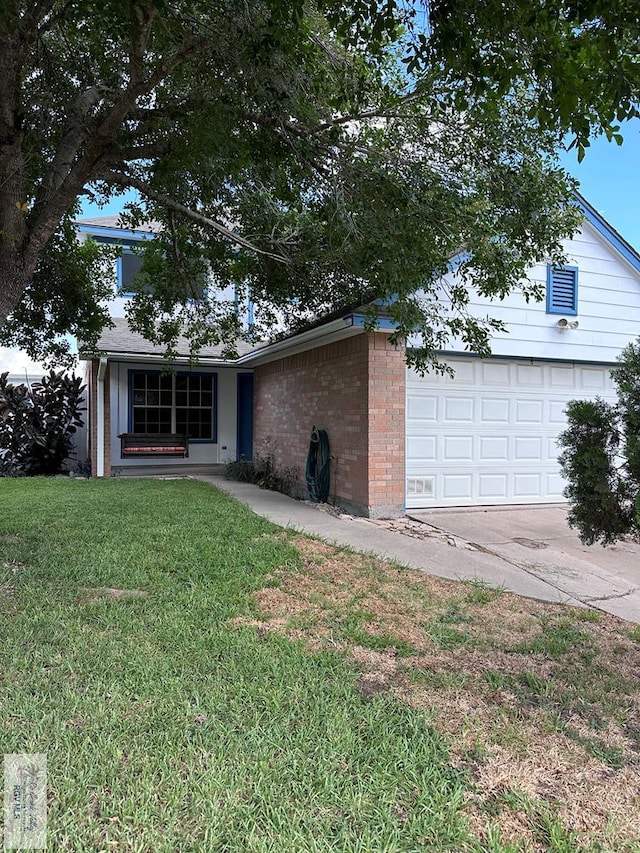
left=253, top=332, right=405, bottom=517
left=89, top=359, right=111, bottom=478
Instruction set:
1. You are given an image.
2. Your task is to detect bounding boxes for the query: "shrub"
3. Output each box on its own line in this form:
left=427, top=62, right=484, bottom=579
left=559, top=340, right=640, bottom=544
left=0, top=371, right=86, bottom=476
left=225, top=438, right=299, bottom=496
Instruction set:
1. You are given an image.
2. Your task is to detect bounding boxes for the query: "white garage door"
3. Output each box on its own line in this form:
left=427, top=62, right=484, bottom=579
left=406, top=357, right=617, bottom=509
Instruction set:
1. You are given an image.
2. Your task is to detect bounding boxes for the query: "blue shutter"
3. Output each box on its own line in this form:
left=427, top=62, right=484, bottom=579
left=546, top=265, right=578, bottom=315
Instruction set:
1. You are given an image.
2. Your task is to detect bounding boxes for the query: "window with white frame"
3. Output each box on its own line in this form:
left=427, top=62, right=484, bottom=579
left=130, top=371, right=216, bottom=441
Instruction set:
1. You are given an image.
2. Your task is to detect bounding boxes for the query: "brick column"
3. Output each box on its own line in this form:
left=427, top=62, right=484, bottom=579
left=366, top=333, right=406, bottom=518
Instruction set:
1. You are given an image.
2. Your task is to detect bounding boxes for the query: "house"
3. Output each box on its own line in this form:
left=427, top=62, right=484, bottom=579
left=81, top=195, right=640, bottom=516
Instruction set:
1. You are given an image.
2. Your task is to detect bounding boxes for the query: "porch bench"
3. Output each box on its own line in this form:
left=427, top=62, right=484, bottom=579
left=119, top=433, right=189, bottom=458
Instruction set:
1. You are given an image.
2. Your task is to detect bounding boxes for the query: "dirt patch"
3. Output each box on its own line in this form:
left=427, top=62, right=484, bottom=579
left=228, top=534, right=640, bottom=850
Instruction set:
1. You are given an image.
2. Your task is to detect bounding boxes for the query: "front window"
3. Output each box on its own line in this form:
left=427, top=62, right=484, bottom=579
left=130, top=371, right=216, bottom=441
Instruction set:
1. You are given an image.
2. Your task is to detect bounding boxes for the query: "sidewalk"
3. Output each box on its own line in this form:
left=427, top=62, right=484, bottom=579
left=197, top=476, right=589, bottom=610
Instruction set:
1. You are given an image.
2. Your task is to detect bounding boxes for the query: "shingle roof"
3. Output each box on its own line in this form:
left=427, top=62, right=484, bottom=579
left=83, top=317, right=260, bottom=360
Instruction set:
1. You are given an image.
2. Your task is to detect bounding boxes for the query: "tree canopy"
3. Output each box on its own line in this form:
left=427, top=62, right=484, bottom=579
left=0, top=0, right=638, bottom=368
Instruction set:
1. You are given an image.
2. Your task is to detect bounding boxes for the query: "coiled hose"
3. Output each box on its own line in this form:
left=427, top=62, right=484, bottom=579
left=306, top=427, right=330, bottom=503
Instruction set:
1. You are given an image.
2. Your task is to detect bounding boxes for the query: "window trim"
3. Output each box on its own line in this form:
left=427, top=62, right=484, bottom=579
left=546, top=264, right=578, bottom=316
left=127, top=369, right=218, bottom=444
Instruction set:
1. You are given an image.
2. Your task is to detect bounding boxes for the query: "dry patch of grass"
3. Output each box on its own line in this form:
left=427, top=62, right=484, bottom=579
left=231, top=535, right=640, bottom=852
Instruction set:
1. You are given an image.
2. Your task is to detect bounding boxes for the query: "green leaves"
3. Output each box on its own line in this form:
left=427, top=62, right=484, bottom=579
left=559, top=341, right=640, bottom=545
left=0, top=371, right=86, bottom=476
left=2, top=0, right=636, bottom=370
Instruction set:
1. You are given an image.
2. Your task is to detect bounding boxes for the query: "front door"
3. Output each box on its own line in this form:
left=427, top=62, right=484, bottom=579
left=236, top=374, right=254, bottom=461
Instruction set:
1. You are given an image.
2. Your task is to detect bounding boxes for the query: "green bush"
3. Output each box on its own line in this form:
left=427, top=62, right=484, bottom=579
left=225, top=438, right=299, bottom=497
left=559, top=340, right=640, bottom=544
left=0, top=371, right=85, bottom=476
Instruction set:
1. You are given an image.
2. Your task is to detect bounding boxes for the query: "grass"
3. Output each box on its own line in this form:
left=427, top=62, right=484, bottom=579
left=2, top=477, right=640, bottom=852
left=1, top=478, right=472, bottom=852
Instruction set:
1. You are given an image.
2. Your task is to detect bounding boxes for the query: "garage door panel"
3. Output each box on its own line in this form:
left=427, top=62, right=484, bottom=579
left=514, top=436, right=543, bottom=460
left=406, top=396, right=437, bottom=421
left=479, top=436, right=508, bottom=460
left=443, top=436, right=474, bottom=460
left=580, top=368, right=608, bottom=390
left=517, top=364, right=544, bottom=386
left=548, top=401, right=568, bottom=424
left=444, top=397, right=474, bottom=421
left=513, top=473, right=542, bottom=497
left=478, top=473, right=508, bottom=498
left=406, top=357, right=617, bottom=508
left=481, top=361, right=511, bottom=384
left=550, top=366, right=575, bottom=387
left=515, top=399, right=544, bottom=423
left=442, top=474, right=473, bottom=499
left=481, top=399, right=510, bottom=422
left=406, top=436, right=436, bottom=461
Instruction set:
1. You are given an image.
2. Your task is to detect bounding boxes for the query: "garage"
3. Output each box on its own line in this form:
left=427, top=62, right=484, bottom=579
left=405, top=356, right=617, bottom=509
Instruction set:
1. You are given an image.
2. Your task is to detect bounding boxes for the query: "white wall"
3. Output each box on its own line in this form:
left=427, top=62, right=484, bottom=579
left=409, top=221, right=640, bottom=364
left=108, top=361, right=250, bottom=468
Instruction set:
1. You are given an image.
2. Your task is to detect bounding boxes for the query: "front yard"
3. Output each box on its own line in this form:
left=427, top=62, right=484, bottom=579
left=1, top=478, right=639, bottom=852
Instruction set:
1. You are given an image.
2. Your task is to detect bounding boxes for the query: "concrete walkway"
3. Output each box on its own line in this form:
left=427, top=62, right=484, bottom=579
left=197, top=476, right=640, bottom=623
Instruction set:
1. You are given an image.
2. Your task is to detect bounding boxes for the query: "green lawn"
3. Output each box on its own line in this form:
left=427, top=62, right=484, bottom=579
left=1, top=478, right=471, bottom=852
left=2, top=478, right=639, bottom=852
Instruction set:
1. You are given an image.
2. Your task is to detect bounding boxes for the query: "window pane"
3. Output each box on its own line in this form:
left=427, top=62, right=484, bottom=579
left=160, top=390, right=172, bottom=406
left=120, top=252, right=144, bottom=292
left=146, top=374, right=159, bottom=390
left=133, top=390, right=145, bottom=405
left=176, top=391, right=187, bottom=406
left=176, top=375, right=188, bottom=391
left=133, top=374, right=145, bottom=390
left=189, top=391, right=200, bottom=407
left=133, top=410, right=146, bottom=432
left=147, top=390, right=159, bottom=406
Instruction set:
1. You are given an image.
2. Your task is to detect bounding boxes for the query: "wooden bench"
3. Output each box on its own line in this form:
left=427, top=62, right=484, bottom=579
left=119, top=433, right=189, bottom=458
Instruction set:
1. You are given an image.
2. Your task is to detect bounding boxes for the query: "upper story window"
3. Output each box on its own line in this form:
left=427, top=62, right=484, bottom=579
left=118, top=248, right=145, bottom=296
left=546, top=264, right=578, bottom=315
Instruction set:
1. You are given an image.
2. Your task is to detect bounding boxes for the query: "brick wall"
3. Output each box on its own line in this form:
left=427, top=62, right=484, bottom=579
left=253, top=333, right=405, bottom=517
left=89, top=359, right=111, bottom=478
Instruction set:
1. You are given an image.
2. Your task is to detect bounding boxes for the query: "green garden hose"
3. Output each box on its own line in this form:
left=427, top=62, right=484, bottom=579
left=306, top=427, right=330, bottom=503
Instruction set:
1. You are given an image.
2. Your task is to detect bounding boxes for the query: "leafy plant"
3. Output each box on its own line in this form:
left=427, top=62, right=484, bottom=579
left=226, top=438, right=299, bottom=497
left=559, top=339, right=640, bottom=544
left=0, top=371, right=85, bottom=476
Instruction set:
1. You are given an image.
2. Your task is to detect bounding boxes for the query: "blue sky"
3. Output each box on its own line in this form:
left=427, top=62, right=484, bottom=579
left=560, top=126, right=640, bottom=249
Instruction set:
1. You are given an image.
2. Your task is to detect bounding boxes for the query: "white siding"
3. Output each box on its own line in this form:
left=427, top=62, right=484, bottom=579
left=408, top=221, right=640, bottom=364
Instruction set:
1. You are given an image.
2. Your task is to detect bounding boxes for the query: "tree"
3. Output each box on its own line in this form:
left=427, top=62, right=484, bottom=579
left=559, top=341, right=640, bottom=545
left=0, top=370, right=85, bottom=475
left=0, top=1, right=638, bottom=368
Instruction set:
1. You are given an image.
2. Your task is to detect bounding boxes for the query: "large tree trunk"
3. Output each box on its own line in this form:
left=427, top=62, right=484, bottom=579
left=0, top=34, right=29, bottom=327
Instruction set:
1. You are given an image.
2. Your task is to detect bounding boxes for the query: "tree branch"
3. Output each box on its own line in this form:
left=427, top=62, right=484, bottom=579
left=103, top=170, right=289, bottom=262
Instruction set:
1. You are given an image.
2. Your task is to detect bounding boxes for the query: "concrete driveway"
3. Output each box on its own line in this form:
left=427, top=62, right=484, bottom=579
left=408, top=505, right=640, bottom=623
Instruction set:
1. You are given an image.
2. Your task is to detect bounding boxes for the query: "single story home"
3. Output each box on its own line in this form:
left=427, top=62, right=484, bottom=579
left=82, top=195, right=640, bottom=517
